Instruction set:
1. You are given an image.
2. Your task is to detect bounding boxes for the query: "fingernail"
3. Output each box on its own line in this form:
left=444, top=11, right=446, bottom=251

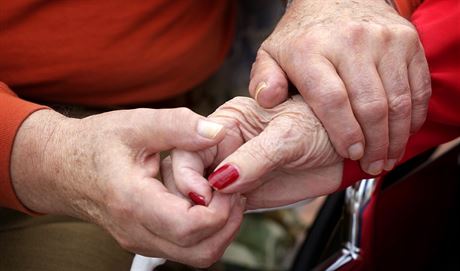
left=188, top=192, right=206, bottom=206
left=197, top=120, right=224, bottom=139
left=348, top=142, right=364, bottom=160
left=208, top=164, right=239, bottom=190
left=367, top=160, right=384, bottom=175
left=239, top=196, right=247, bottom=208
left=254, top=81, right=268, bottom=102
left=384, top=159, right=397, bottom=171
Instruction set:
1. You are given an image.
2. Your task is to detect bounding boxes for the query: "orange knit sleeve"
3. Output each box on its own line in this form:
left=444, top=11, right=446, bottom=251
left=0, top=82, right=48, bottom=213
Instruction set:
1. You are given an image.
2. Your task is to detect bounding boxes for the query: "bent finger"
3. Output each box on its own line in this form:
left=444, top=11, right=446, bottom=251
left=287, top=56, right=364, bottom=160
left=170, top=149, right=214, bottom=206
left=249, top=49, right=289, bottom=108
left=139, top=108, right=226, bottom=152
left=378, top=60, right=412, bottom=170
left=408, top=49, right=431, bottom=133
left=338, top=58, right=389, bottom=175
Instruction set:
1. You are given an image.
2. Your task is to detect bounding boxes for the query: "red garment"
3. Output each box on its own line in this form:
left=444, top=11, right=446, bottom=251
left=393, top=0, right=423, bottom=19
left=342, top=0, right=460, bottom=188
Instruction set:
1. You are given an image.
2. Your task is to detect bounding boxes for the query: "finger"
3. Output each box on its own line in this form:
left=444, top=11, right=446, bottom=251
left=286, top=56, right=365, bottom=160
left=183, top=193, right=245, bottom=268
left=139, top=181, right=236, bottom=247
left=170, top=149, right=214, bottom=206
left=244, top=165, right=342, bottom=210
left=338, top=59, right=389, bottom=175
left=138, top=108, right=226, bottom=152
left=378, top=60, right=412, bottom=171
left=207, top=119, right=295, bottom=193
left=408, top=49, right=431, bottom=134
left=137, top=194, right=246, bottom=268
left=249, top=49, right=289, bottom=108
left=161, top=156, right=183, bottom=197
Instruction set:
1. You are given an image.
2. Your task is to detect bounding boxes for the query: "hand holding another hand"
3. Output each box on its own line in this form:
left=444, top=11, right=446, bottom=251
left=165, top=96, right=343, bottom=210
left=249, top=0, right=431, bottom=175
left=11, top=108, right=245, bottom=267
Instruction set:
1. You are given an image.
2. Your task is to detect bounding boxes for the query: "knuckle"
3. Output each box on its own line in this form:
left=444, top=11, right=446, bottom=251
left=116, top=235, right=137, bottom=252
left=355, top=99, right=388, bottom=122
left=396, top=24, right=419, bottom=41
left=204, top=210, right=228, bottom=229
left=193, top=248, right=221, bottom=268
left=339, top=127, right=363, bottom=146
left=346, top=23, right=367, bottom=39
left=388, top=94, right=412, bottom=119
left=255, top=49, right=267, bottom=62
left=315, top=89, right=348, bottom=109
left=412, top=81, right=432, bottom=105
left=372, top=24, right=392, bottom=43
left=344, top=22, right=387, bottom=46
left=291, top=33, right=320, bottom=53
left=174, top=107, right=194, bottom=118
left=173, top=225, right=197, bottom=247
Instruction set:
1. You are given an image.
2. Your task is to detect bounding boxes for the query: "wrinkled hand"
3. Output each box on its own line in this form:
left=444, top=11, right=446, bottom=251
left=164, top=96, right=343, bottom=210
left=11, top=108, right=245, bottom=268
left=249, top=0, right=431, bottom=175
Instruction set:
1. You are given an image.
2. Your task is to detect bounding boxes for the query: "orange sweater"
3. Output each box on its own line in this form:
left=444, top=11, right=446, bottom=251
left=0, top=1, right=235, bottom=212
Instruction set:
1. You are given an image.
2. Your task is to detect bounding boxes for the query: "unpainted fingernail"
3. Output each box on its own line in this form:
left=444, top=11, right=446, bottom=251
left=367, top=160, right=384, bottom=175
left=228, top=193, right=242, bottom=207
left=239, top=196, right=247, bottom=207
left=254, top=81, right=268, bottom=102
left=208, top=164, right=239, bottom=190
left=348, top=142, right=364, bottom=160
left=188, top=192, right=206, bottom=206
left=384, top=159, right=397, bottom=171
left=197, top=119, right=224, bottom=139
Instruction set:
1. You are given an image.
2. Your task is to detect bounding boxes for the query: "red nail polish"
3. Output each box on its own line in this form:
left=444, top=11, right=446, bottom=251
left=188, top=192, right=206, bottom=206
left=208, top=164, right=239, bottom=190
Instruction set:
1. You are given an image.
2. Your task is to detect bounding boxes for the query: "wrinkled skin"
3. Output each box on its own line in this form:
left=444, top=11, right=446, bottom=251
left=165, top=96, right=343, bottom=210
left=11, top=108, right=245, bottom=268
left=249, top=0, right=431, bottom=175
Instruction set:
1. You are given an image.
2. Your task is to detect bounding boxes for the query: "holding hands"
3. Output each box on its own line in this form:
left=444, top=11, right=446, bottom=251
left=249, top=0, right=431, bottom=175
left=164, top=95, right=343, bottom=210
left=11, top=108, right=245, bottom=267
left=8, top=1, right=433, bottom=267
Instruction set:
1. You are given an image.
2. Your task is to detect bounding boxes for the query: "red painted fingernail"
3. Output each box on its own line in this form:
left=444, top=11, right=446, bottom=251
left=208, top=164, right=239, bottom=190
left=188, top=192, right=206, bottom=206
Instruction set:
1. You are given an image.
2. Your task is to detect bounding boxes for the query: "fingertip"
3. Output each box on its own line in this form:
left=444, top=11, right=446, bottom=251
left=188, top=192, right=207, bottom=206
left=208, top=163, right=240, bottom=191
left=347, top=142, right=364, bottom=160
left=254, top=81, right=268, bottom=102
left=383, top=159, right=397, bottom=171
left=255, top=81, right=288, bottom=108
left=361, top=159, right=385, bottom=176
left=196, top=119, right=225, bottom=140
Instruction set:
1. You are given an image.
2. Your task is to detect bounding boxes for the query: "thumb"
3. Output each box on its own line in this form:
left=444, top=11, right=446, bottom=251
left=207, top=123, right=284, bottom=194
left=140, top=107, right=226, bottom=152
left=249, top=49, right=289, bottom=108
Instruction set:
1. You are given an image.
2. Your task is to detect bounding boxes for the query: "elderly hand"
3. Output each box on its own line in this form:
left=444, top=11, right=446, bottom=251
left=164, top=96, right=343, bottom=210
left=10, top=108, right=245, bottom=268
left=249, top=0, right=431, bottom=175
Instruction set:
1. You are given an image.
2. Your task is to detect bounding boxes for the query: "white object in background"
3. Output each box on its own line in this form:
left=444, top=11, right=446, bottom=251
left=130, top=255, right=166, bottom=271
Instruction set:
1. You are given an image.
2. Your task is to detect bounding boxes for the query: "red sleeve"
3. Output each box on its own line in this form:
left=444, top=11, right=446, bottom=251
left=340, top=0, right=460, bottom=189
left=0, top=82, right=48, bottom=213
